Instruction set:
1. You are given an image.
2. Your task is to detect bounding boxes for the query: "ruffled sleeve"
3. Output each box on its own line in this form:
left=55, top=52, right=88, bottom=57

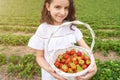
left=28, top=24, right=45, bottom=50
left=73, top=26, right=83, bottom=41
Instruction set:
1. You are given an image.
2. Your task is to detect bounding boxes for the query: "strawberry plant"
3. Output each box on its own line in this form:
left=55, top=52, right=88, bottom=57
left=6, top=54, right=41, bottom=79
left=8, top=55, right=21, bottom=64
left=90, top=60, right=120, bottom=80
left=0, top=53, right=7, bottom=66
left=0, top=34, right=30, bottom=46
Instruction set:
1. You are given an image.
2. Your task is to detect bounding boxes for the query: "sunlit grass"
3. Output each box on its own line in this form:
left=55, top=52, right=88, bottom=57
left=0, top=0, right=43, bottom=26
left=0, top=0, right=119, bottom=26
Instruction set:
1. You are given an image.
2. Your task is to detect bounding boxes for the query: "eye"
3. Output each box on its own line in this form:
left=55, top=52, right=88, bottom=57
left=55, top=5, right=61, bottom=9
left=65, top=7, right=69, bottom=10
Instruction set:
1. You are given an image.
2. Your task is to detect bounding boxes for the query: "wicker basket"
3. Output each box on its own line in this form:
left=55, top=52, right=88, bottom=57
left=46, top=20, right=95, bottom=80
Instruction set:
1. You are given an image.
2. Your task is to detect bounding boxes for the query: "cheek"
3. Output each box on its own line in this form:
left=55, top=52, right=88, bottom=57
left=65, top=10, right=69, bottom=16
left=66, top=11, right=69, bottom=15
left=50, top=10, right=57, bottom=16
left=50, top=11, right=54, bottom=16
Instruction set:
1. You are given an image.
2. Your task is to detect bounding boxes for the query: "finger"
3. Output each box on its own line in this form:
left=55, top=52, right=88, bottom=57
left=52, top=72, right=66, bottom=80
left=88, top=64, right=96, bottom=72
left=49, top=67, right=55, bottom=73
left=75, top=76, right=83, bottom=80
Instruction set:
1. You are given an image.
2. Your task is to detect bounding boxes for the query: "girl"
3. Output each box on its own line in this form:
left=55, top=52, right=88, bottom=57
left=28, top=0, right=97, bottom=80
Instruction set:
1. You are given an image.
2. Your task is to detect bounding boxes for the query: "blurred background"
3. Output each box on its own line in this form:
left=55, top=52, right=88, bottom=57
left=0, top=0, right=120, bottom=80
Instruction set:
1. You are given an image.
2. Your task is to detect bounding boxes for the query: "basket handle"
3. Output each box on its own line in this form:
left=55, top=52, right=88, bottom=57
left=70, top=20, right=95, bottom=51
left=46, top=20, right=95, bottom=64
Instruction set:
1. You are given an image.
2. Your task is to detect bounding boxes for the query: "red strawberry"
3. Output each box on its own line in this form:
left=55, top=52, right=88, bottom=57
left=68, top=68, right=73, bottom=73
left=77, top=51, right=82, bottom=56
left=70, top=49, right=75, bottom=55
left=64, top=54, right=69, bottom=59
left=82, top=64, right=88, bottom=69
left=65, top=58, right=71, bottom=64
left=61, top=58, right=66, bottom=64
left=66, top=51, right=70, bottom=55
left=54, top=61, right=60, bottom=68
left=74, top=60, right=79, bottom=65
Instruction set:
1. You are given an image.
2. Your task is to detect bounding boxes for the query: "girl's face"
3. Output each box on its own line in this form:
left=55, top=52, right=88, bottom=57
left=46, top=0, right=69, bottom=25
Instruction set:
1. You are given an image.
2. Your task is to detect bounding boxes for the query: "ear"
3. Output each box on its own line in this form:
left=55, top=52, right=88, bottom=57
left=46, top=3, right=50, bottom=11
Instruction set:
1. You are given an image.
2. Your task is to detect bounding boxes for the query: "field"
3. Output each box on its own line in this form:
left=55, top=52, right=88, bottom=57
left=0, top=0, right=120, bottom=80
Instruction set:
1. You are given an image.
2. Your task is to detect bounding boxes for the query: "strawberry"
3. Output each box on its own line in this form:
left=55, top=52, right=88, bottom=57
left=73, top=53, right=77, bottom=57
left=70, top=62, right=76, bottom=70
left=58, top=55, right=63, bottom=60
left=74, top=60, right=79, bottom=65
left=61, top=58, right=66, bottom=64
left=64, top=54, right=69, bottom=59
left=73, top=69, right=77, bottom=73
left=84, top=56, right=90, bottom=61
left=61, top=64, right=68, bottom=72
left=77, top=56, right=82, bottom=61
left=54, top=61, right=60, bottom=68
left=65, top=58, right=71, bottom=64
left=59, top=63, right=63, bottom=68
left=54, top=49, right=90, bottom=73
left=79, top=59, right=85, bottom=65
left=76, top=65, right=83, bottom=72
left=82, top=64, right=88, bottom=69
left=77, top=51, right=82, bottom=56
left=70, top=49, right=76, bottom=55
left=86, top=59, right=91, bottom=65
left=82, top=54, right=89, bottom=61
left=68, top=68, right=73, bottom=73
left=66, top=51, right=70, bottom=55
left=72, top=57, right=77, bottom=61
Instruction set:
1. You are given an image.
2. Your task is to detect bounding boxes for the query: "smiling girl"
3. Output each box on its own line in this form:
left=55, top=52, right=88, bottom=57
left=28, top=0, right=97, bottom=80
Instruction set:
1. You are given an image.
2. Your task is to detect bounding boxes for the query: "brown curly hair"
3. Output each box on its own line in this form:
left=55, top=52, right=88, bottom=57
left=40, top=0, right=76, bottom=24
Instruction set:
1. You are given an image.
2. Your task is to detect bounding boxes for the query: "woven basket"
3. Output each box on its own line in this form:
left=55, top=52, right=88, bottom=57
left=46, top=20, right=95, bottom=80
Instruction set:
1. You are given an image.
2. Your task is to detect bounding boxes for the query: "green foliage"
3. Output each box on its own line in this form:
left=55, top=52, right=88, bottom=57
left=0, top=34, right=30, bottom=46
left=91, top=60, right=120, bottom=80
left=84, top=37, right=120, bottom=56
left=7, top=63, right=24, bottom=74
left=0, top=54, right=7, bottom=66
left=8, top=55, right=21, bottom=64
left=95, top=39, right=120, bottom=56
left=20, top=54, right=36, bottom=64
left=0, top=25, right=37, bottom=33
left=0, top=0, right=42, bottom=26
left=6, top=54, right=41, bottom=79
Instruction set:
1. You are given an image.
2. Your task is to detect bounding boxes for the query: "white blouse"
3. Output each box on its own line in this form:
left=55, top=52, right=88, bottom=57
left=28, top=22, right=83, bottom=80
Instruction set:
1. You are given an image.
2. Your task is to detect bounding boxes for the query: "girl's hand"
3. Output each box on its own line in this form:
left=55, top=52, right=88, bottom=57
left=75, top=63, right=97, bottom=80
left=49, top=67, right=66, bottom=80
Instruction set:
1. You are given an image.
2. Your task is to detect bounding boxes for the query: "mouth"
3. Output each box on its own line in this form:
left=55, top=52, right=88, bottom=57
left=57, top=16, right=65, bottom=19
